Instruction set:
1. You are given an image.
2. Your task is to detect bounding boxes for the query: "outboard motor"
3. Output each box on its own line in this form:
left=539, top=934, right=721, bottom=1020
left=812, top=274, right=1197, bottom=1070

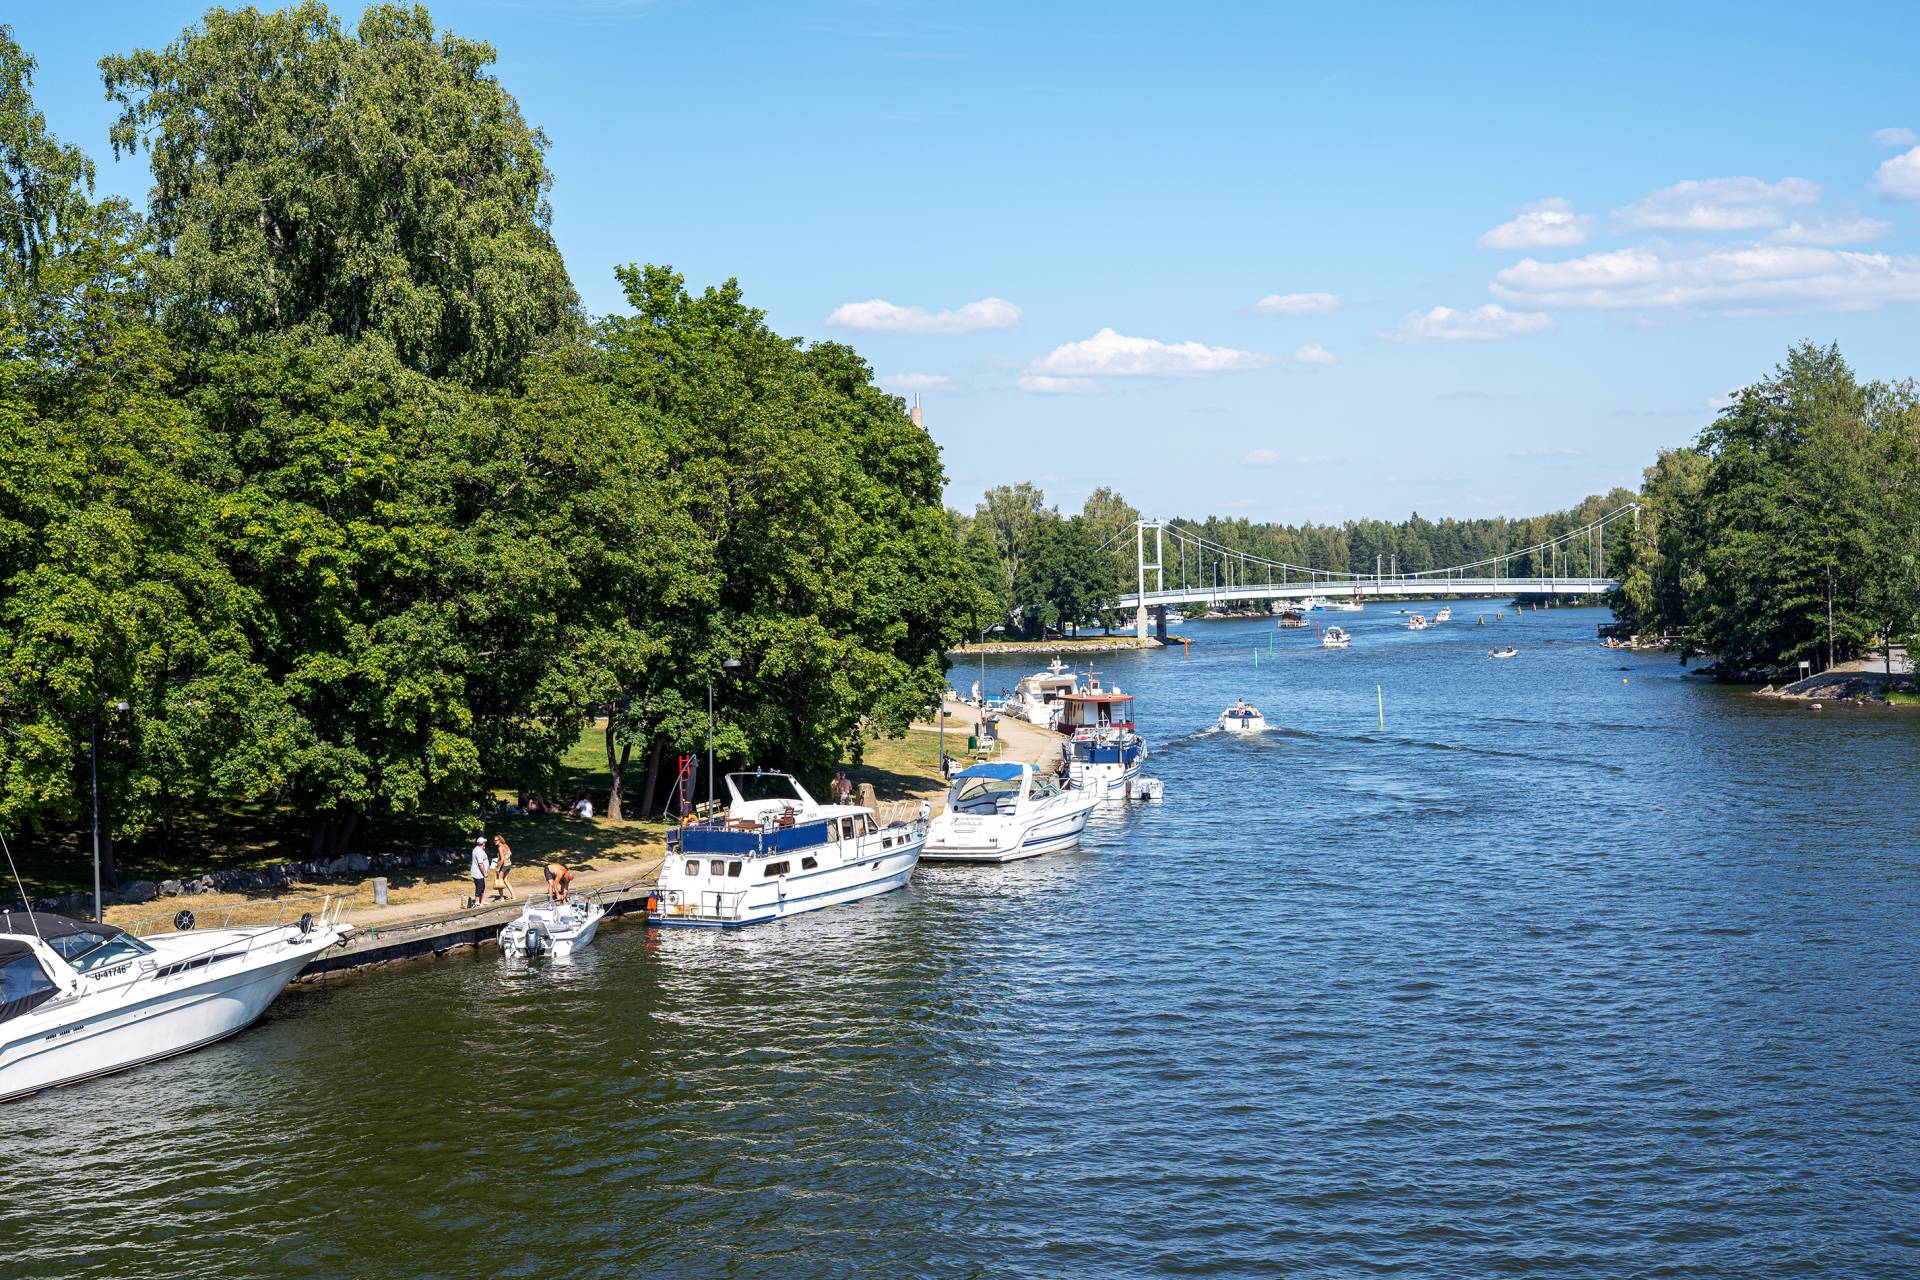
left=524, top=919, right=551, bottom=957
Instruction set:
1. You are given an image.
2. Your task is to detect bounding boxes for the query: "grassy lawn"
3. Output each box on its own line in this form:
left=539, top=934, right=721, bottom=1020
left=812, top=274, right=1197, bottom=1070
left=842, top=724, right=951, bottom=801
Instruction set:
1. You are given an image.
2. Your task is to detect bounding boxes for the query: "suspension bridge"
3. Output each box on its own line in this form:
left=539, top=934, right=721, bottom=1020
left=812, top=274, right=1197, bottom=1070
left=1119, top=504, right=1638, bottom=639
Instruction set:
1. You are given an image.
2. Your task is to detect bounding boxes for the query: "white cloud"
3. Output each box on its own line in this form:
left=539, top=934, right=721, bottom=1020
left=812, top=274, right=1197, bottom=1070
left=1768, top=217, right=1892, bottom=246
left=1491, top=244, right=1920, bottom=311
left=1017, top=374, right=1101, bottom=394
left=1479, top=197, right=1593, bottom=250
left=1873, top=146, right=1920, bottom=199
left=1028, top=327, right=1272, bottom=377
left=825, top=296, right=1021, bottom=334
left=1616, top=176, right=1819, bottom=232
left=1242, top=450, right=1342, bottom=468
left=1382, top=304, right=1554, bottom=343
left=1875, top=127, right=1917, bottom=148
left=881, top=372, right=955, bottom=393
left=1243, top=448, right=1280, bottom=466
left=1255, top=291, right=1340, bottom=315
left=1292, top=343, right=1337, bottom=365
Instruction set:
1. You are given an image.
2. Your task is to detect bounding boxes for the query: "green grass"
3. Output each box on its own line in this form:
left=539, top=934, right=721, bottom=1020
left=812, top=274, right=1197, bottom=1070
left=1887, top=691, right=1920, bottom=705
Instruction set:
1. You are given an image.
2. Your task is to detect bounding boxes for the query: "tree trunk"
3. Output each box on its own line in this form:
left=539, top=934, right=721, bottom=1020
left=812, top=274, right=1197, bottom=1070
left=604, top=717, right=632, bottom=821
left=639, top=738, right=663, bottom=818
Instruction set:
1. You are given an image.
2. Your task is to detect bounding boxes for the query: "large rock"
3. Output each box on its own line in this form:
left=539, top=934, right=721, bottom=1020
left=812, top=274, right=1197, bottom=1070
left=160, top=880, right=184, bottom=898
left=120, top=880, right=159, bottom=904
left=346, top=853, right=371, bottom=874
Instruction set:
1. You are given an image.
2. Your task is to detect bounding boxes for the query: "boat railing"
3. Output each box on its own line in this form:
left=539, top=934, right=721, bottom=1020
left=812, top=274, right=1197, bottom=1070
left=648, top=885, right=748, bottom=923
left=104, top=894, right=352, bottom=998
left=121, top=891, right=353, bottom=940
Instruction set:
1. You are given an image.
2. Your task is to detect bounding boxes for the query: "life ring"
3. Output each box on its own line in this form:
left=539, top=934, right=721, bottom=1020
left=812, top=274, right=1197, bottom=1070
left=174, top=909, right=195, bottom=931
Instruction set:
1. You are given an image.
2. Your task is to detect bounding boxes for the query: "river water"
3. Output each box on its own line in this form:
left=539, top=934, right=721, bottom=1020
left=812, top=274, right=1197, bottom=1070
left=7, top=605, right=1919, bottom=1277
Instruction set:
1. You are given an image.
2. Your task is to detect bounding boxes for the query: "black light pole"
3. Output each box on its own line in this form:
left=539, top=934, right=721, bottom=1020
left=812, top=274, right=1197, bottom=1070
left=707, top=656, right=742, bottom=811
left=92, top=700, right=129, bottom=923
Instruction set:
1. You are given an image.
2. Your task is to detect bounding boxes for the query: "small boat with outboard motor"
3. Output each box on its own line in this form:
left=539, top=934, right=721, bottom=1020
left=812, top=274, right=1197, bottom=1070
left=0, top=902, right=349, bottom=1103
left=1218, top=700, right=1266, bottom=733
left=499, top=896, right=605, bottom=959
left=1321, top=625, right=1351, bottom=649
left=923, top=762, right=1099, bottom=863
left=1406, top=614, right=1429, bottom=631
left=1488, top=646, right=1519, bottom=660
left=1433, top=606, right=1453, bottom=624
left=648, top=771, right=927, bottom=927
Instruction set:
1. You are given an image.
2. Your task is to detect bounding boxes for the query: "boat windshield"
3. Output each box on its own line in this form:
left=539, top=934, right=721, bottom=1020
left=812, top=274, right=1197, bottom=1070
left=947, top=775, right=1022, bottom=815
left=729, top=773, right=806, bottom=805
left=57, top=931, right=154, bottom=974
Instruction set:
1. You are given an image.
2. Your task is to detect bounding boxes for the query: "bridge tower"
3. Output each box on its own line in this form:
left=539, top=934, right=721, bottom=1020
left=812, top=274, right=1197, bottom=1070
left=1134, top=520, right=1164, bottom=639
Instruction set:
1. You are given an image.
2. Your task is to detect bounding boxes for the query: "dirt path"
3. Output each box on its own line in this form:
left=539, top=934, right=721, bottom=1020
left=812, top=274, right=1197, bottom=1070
left=927, top=696, right=1067, bottom=770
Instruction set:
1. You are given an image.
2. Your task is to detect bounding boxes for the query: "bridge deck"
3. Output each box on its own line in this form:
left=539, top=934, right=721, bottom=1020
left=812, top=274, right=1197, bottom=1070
left=1122, top=577, right=1616, bottom=609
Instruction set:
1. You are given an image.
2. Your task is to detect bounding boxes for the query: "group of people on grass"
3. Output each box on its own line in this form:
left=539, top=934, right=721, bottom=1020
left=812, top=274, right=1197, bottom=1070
left=502, top=790, right=596, bottom=819
left=467, top=833, right=574, bottom=909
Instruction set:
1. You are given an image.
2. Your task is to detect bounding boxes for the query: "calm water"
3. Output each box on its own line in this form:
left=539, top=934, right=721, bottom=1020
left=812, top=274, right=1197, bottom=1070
left=8, top=606, right=1920, bottom=1277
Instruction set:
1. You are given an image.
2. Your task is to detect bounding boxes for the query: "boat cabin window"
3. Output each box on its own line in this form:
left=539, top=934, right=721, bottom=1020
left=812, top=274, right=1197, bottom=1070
left=948, top=775, right=1021, bottom=816
left=859, top=814, right=877, bottom=836
left=727, top=861, right=743, bottom=878
left=763, top=861, right=791, bottom=878
left=801, top=856, right=818, bottom=870
left=0, top=950, right=57, bottom=1021
left=731, top=774, right=806, bottom=805
left=838, top=817, right=856, bottom=842
left=684, top=859, right=701, bottom=877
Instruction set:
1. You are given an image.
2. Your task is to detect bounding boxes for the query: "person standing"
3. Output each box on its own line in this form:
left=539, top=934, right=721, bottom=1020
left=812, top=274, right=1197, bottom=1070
left=468, top=836, right=491, bottom=909
left=491, top=835, right=516, bottom=901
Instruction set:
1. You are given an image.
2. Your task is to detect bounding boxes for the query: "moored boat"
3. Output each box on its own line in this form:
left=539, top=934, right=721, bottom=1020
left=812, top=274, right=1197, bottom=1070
left=922, top=762, right=1099, bottom=863
left=499, top=896, right=605, bottom=959
left=1058, top=672, right=1146, bottom=799
left=1325, top=599, right=1364, bottom=612
left=1, top=905, right=349, bottom=1104
left=648, top=771, right=927, bottom=927
left=1004, top=657, right=1078, bottom=729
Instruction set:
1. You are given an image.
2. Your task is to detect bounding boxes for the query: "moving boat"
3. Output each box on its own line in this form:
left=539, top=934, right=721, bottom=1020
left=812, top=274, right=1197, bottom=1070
left=1276, top=607, right=1308, bottom=628
left=1322, top=625, right=1351, bottom=649
left=1058, top=672, right=1147, bottom=799
left=1406, top=614, right=1429, bottom=630
left=922, top=762, right=1099, bottom=863
left=1488, top=647, right=1519, bottom=660
left=499, top=897, right=605, bottom=959
left=648, top=771, right=927, bottom=927
left=1433, top=606, right=1453, bottom=624
left=1218, top=701, right=1266, bottom=733
left=0, top=905, right=349, bottom=1104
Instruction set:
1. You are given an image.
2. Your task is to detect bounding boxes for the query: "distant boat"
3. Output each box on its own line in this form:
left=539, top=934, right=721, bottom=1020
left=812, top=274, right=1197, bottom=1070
left=1322, top=625, right=1351, bottom=649
left=1276, top=608, right=1308, bottom=628
left=1218, top=700, right=1267, bottom=733
left=1300, top=596, right=1328, bottom=612
left=1406, top=614, right=1429, bottom=631
left=1488, top=647, right=1519, bottom=660
left=1433, top=606, right=1453, bottom=624
left=1325, top=599, right=1364, bottom=612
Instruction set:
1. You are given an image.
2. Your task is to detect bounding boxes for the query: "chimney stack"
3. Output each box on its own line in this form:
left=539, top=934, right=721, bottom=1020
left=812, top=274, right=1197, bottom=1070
left=910, top=396, right=924, bottom=430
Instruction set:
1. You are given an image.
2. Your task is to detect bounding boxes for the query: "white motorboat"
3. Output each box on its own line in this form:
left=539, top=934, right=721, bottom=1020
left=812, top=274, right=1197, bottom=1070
left=1218, top=701, right=1266, bottom=733
left=1004, top=657, right=1078, bottom=729
left=0, top=905, right=348, bottom=1104
left=923, top=762, right=1099, bottom=863
left=1433, top=606, right=1453, bottom=624
left=499, top=897, right=605, bottom=959
left=1300, top=596, right=1329, bottom=612
left=1325, top=599, right=1364, bottom=612
left=648, top=771, right=927, bottom=928
left=1322, top=625, right=1351, bottom=649
left=1406, top=614, right=1429, bottom=631
left=1057, top=672, right=1146, bottom=798
left=1488, top=647, right=1519, bottom=660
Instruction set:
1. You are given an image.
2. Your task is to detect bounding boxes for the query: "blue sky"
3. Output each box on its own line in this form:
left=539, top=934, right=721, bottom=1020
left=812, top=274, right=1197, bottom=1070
left=15, top=1, right=1920, bottom=524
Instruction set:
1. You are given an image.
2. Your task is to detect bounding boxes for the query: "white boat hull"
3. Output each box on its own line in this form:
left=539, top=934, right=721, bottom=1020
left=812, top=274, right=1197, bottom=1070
left=1068, top=758, right=1141, bottom=798
left=1219, top=717, right=1266, bottom=733
left=654, top=833, right=926, bottom=928
left=923, top=793, right=1098, bottom=863
left=0, top=927, right=339, bottom=1104
left=500, top=901, right=605, bottom=959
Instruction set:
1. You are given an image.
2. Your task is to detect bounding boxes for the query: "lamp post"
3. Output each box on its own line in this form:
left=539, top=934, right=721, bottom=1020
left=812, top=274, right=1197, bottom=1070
left=707, top=656, right=742, bottom=811
left=93, top=700, right=130, bottom=923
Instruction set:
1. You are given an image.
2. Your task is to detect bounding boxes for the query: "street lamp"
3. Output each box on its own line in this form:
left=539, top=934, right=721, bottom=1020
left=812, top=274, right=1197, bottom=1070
left=93, top=700, right=129, bottom=923
left=708, top=656, right=742, bottom=811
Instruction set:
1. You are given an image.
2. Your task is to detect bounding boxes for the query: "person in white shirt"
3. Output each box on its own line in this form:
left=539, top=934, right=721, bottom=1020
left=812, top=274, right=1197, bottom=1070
left=572, top=794, right=594, bottom=819
left=469, top=837, right=491, bottom=907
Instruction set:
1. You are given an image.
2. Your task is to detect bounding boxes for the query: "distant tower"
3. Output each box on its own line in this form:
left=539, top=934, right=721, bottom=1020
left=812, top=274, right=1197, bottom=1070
left=910, top=395, right=924, bottom=430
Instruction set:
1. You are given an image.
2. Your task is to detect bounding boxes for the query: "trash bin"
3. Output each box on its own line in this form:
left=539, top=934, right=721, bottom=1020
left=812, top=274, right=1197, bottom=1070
left=373, top=876, right=388, bottom=907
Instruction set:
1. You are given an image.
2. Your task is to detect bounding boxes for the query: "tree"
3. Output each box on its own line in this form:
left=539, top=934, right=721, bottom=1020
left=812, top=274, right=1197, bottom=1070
left=101, top=2, right=577, bottom=389
left=1014, top=512, right=1107, bottom=637
left=975, top=483, right=1046, bottom=625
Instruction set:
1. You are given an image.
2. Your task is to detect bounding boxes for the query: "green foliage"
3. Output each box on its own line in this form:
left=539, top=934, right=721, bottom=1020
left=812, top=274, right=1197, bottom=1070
left=101, top=2, right=576, bottom=388
left=0, top=26, right=96, bottom=304
left=1615, top=342, right=1920, bottom=669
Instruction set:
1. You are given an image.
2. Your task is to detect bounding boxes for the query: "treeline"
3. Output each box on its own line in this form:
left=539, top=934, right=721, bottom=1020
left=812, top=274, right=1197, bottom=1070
left=1611, top=342, right=1920, bottom=670
left=0, top=8, right=981, bottom=876
left=950, top=486, right=1138, bottom=635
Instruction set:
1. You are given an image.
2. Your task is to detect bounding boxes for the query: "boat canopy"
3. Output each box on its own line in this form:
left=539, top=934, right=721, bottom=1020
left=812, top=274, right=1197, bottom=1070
left=0, top=939, right=59, bottom=1023
left=953, top=762, right=1026, bottom=782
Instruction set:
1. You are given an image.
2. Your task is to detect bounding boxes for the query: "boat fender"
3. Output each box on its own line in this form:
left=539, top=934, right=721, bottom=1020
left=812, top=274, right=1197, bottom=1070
left=298, top=912, right=314, bottom=936
left=174, top=909, right=195, bottom=931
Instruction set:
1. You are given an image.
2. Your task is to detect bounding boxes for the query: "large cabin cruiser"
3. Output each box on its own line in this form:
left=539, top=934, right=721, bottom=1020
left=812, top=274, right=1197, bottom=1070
left=1005, top=657, right=1078, bottom=729
left=1, top=907, right=348, bottom=1103
left=649, top=771, right=927, bottom=927
left=1058, top=673, right=1146, bottom=799
left=923, top=762, right=1099, bottom=863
